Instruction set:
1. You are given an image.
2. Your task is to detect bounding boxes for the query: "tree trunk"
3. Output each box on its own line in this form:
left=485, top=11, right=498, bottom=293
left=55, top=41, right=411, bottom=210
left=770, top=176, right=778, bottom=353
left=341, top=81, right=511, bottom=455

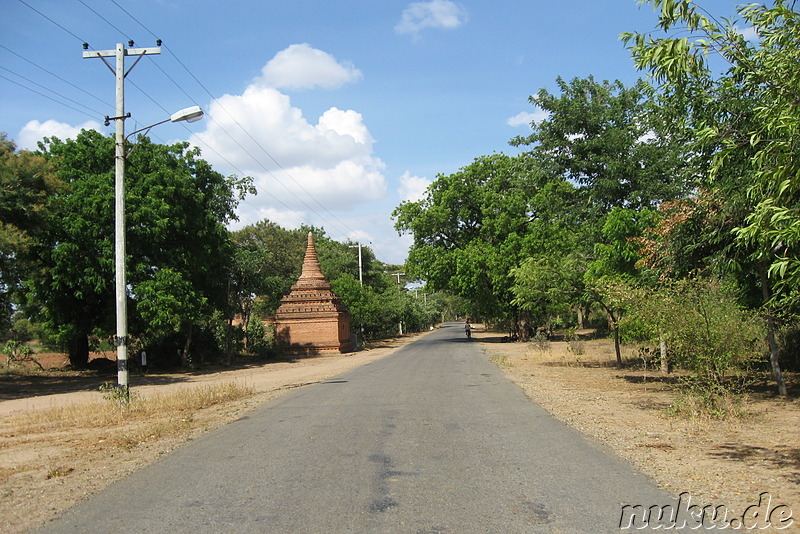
left=659, top=331, right=669, bottom=374
left=606, top=311, right=622, bottom=368
left=68, top=332, right=89, bottom=369
left=613, top=324, right=622, bottom=368
left=182, top=323, right=194, bottom=368
left=518, top=310, right=530, bottom=342
left=758, top=262, right=787, bottom=397
left=225, top=316, right=234, bottom=367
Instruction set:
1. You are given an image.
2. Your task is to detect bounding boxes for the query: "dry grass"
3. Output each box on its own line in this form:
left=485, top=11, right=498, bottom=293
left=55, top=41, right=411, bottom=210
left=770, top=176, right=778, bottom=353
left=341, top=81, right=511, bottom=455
left=7, top=382, right=254, bottom=438
left=479, top=332, right=800, bottom=519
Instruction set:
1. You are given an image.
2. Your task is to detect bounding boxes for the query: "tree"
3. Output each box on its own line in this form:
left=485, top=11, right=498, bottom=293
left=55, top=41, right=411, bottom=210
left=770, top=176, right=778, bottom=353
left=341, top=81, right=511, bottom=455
left=506, top=77, right=691, bottom=350
left=26, top=131, right=251, bottom=368
left=619, top=278, right=766, bottom=390
left=0, top=134, right=60, bottom=334
left=622, top=0, right=796, bottom=395
left=511, top=76, right=693, bottom=216
left=394, top=154, right=539, bottom=334
left=231, top=221, right=306, bottom=323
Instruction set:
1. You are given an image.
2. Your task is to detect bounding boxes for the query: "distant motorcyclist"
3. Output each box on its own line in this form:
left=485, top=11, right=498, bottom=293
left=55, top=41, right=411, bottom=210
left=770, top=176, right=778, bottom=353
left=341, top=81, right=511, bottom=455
left=465, top=320, right=472, bottom=339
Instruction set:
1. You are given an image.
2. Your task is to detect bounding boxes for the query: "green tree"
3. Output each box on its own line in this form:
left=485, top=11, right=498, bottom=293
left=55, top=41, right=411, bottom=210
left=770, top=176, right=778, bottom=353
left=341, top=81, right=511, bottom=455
left=0, top=134, right=60, bottom=333
left=231, top=221, right=306, bottom=321
left=622, top=0, right=796, bottom=395
left=511, top=76, right=692, bottom=216
left=26, top=131, right=250, bottom=368
left=507, top=77, right=690, bottom=351
left=394, top=154, right=538, bottom=334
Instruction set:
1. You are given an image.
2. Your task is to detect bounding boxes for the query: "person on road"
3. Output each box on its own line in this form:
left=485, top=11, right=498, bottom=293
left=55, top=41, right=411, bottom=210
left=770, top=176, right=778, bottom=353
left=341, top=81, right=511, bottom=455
left=465, top=320, right=472, bottom=339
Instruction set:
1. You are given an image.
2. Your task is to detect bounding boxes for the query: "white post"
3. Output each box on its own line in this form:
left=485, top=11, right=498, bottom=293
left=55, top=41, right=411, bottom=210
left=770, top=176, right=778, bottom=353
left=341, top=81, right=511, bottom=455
left=357, top=244, right=363, bottom=286
left=349, top=243, right=363, bottom=286
left=113, top=42, right=128, bottom=391
left=84, top=42, right=162, bottom=394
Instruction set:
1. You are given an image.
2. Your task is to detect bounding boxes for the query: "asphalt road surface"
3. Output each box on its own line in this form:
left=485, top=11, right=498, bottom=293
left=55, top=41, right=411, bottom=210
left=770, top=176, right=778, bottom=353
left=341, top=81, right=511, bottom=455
left=37, top=323, right=694, bottom=533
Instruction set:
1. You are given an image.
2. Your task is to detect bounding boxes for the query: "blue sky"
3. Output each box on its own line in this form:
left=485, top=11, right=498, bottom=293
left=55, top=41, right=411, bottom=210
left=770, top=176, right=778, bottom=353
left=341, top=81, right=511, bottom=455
left=2, top=0, right=746, bottom=265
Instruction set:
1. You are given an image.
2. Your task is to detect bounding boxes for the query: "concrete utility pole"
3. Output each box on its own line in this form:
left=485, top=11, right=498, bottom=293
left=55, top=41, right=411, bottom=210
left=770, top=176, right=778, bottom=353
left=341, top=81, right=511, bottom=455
left=391, top=272, right=405, bottom=285
left=83, top=42, right=161, bottom=394
left=349, top=243, right=363, bottom=286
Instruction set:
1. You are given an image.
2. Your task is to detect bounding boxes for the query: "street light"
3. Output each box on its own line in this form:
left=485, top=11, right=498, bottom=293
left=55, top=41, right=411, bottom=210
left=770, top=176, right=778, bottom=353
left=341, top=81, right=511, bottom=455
left=114, top=107, right=204, bottom=395
left=85, top=43, right=206, bottom=395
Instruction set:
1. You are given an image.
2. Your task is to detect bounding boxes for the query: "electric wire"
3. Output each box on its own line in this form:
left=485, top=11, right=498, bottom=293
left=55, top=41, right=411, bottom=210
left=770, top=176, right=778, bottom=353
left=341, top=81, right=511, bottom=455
left=108, top=0, right=160, bottom=41
left=16, top=0, right=91, bottom=49
left=0, top=73, right=101, bottom=121
left=77, top=0, right=133, bottom=43
left=7, top=0, right=300, bottom=232
left=163, top=46, right=358, bottom=238
left=98, top=0, right=363, bottom=242
left=0, top=65, right=105, bottom=118
left=123, top=76, right=315, bottom=229
left=0, top=44, right=111, bottom=109
left=12, top=0, right=392, bottom=261
left=144, top=54, right=349, bottom=234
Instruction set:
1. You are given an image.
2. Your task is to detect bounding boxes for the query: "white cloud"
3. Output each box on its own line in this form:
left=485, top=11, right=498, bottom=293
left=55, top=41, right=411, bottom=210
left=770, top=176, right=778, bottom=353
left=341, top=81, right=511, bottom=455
left=257, top=43, right=362, bottom=90
left=17, top=119, right=103, bottom=150
left=736, top=25, right=760, bottom=42
left=395, top=0, right=467, bottom=36
left=507, top=108, right=549, bottom=128
left=190, top=46, right=387, bottom=229
left=398, top=171, right=431, bottom=203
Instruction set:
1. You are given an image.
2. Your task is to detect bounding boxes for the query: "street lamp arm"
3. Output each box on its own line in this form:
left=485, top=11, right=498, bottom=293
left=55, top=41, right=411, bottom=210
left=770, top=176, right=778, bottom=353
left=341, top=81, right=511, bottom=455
left=125, top=118, right=170, bottom=142
left=124, top=106, right=204, bottom=157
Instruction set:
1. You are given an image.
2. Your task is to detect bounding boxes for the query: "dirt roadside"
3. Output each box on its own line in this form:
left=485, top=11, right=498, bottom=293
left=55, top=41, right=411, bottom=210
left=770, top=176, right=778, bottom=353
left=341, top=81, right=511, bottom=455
left=1, top=326, right=799, bottom=532
left=0, top=334, right=428, bottom=533
left=475, top=329, right=799, bottom=532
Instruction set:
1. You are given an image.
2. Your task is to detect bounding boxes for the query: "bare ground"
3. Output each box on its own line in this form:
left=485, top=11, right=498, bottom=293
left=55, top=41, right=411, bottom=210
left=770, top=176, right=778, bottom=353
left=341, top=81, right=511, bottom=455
left=1, top=327, right=798, bottom=532
left=475, top=328, right=800, bottom=531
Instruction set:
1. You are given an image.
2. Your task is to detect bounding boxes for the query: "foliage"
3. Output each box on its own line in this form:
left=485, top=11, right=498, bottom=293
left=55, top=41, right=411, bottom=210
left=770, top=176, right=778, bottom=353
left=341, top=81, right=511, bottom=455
left=0, top=134, right=60, bottom=332
left=2, top=339, right=43, bottom=370
left=622, top=0, right=797, bottom=395
left=394, top=153, right=546, bottom=332
left=20, top=131, right=251, bottom=368
left=619, top=279, right=766, bottom=386
left=510, top=75, right=693, bottom=215
left=397, top=77, right=692, bottom=340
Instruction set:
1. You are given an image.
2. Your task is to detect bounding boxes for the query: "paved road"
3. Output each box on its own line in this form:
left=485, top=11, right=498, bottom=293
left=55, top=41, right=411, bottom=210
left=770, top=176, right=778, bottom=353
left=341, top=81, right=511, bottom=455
left=38, top=323, right=689, bottom=533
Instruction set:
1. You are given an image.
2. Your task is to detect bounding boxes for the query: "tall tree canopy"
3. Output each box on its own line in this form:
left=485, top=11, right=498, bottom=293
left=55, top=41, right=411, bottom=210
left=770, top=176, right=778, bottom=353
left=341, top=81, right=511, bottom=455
left=622, top=0, right=798, bottom=394
left=396, top=77, right=691, bottom=337
left=0, top=134, right=60, bottom=332
left=25, top=130, right=251, bottom=367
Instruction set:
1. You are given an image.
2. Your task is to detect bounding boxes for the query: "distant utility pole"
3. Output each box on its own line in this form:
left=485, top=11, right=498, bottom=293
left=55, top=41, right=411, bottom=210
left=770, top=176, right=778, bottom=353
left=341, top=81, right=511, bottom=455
left=392, top=272, right=405, bottom=285
left=83, top=41, right=161, bottom=394
left=349, top=243, right=363, bottom=286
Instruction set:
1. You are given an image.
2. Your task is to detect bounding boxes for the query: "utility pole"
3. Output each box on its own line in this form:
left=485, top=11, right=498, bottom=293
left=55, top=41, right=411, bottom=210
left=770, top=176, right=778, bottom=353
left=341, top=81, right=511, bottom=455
left=83, top=41, right=161, bottom=395
left=391, top=272, right=405, bottom=285
left=349, top=243, right=363, bottom=286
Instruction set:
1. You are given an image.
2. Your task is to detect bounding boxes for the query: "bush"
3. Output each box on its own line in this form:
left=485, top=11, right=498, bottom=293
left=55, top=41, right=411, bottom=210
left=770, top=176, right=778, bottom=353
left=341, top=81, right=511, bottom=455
left=622, top=279, right=766, bottom=387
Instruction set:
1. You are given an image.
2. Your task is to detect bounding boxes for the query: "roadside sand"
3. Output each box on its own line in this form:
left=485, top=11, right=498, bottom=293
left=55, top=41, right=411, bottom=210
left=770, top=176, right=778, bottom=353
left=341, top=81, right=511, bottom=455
left=2, top=326, right=798, bottom=532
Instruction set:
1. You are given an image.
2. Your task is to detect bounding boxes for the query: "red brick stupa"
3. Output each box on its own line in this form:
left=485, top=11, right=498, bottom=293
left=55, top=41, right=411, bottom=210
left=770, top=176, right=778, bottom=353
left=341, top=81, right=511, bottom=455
left=274, top=233, right=353, bottom=354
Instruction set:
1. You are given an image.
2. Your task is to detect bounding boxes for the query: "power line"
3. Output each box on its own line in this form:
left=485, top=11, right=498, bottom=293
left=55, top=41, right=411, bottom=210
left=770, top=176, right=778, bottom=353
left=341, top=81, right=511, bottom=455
left=0, top=73, right=101, bottom=121
left=16, top=0, right=90, bottom=48
left=0, top=65, right=105, bottom=118
left=0, top=43, right=111, bottom=108
left=77, top=0, right=133, bottom=43
left=14, top=0, right=392, bottom=261
left=99, top=0, right=365, bottom=242
left=162, top=46, right=357, bottom=237
left=108, top=0, right=160, bottom=41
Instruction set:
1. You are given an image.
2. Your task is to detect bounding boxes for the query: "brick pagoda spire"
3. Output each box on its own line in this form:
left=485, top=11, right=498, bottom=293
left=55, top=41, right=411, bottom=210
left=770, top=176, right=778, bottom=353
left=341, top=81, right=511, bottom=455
left=274, top=233, right=353, bottom=354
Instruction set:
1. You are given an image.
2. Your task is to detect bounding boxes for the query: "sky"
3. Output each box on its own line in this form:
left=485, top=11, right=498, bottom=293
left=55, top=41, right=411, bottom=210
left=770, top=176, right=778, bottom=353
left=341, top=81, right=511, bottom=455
left=1, top=0, right=748, bottom=265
